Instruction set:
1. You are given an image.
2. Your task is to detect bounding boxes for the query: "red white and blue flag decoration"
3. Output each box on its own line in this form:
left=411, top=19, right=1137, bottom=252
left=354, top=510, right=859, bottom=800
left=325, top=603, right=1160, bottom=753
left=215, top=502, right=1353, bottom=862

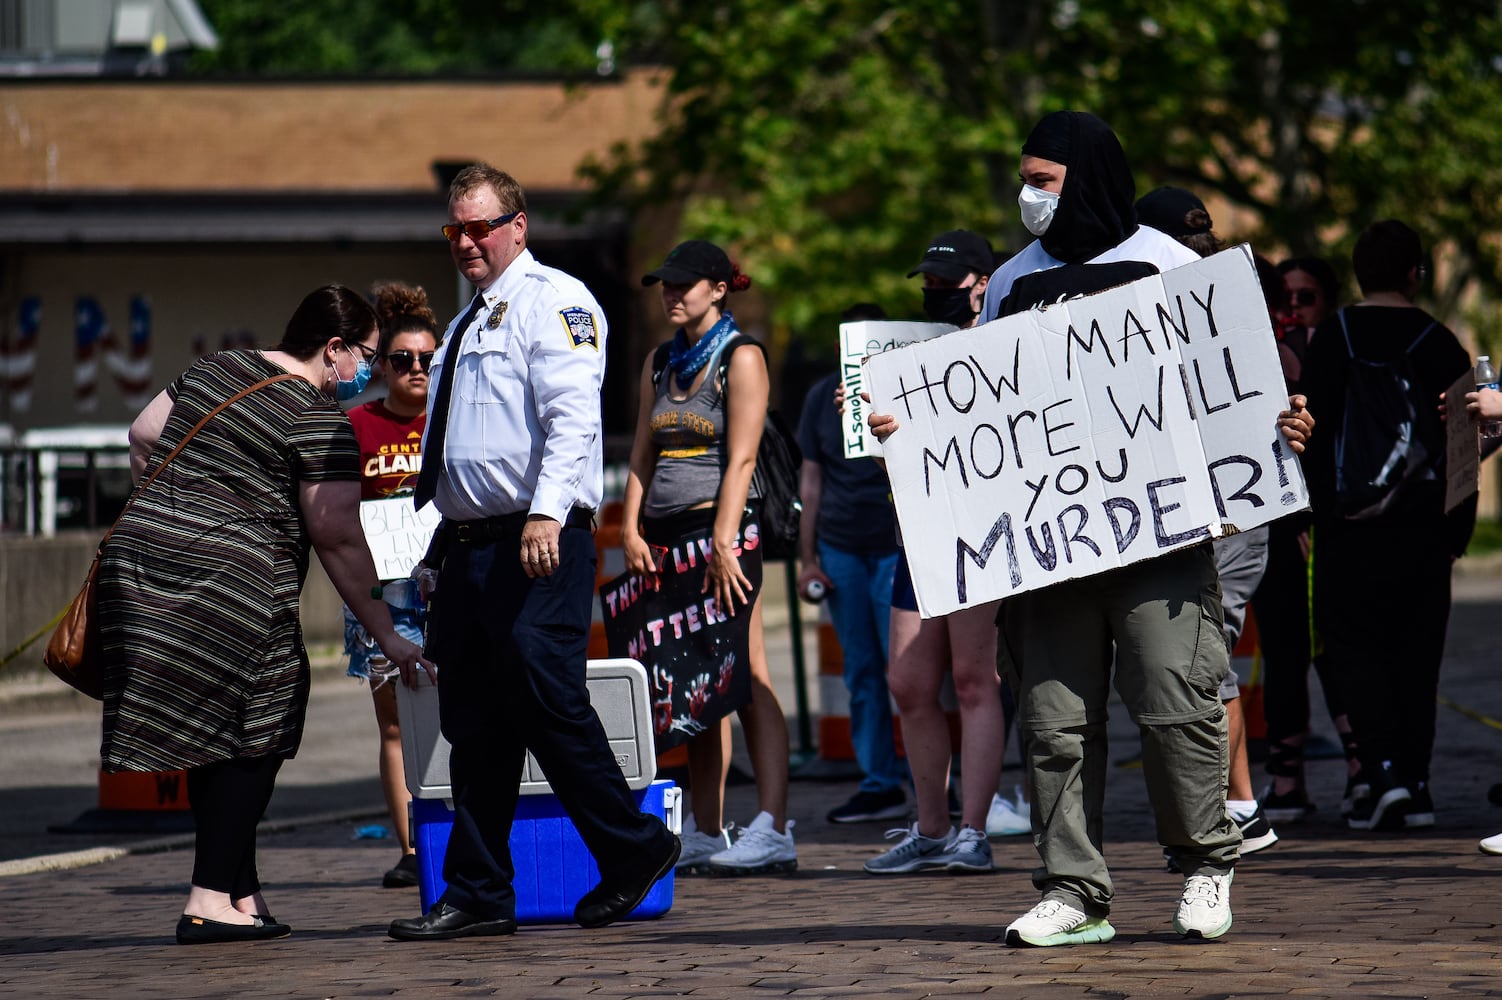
left=107, top=295, right=153, bottom=409
left=73, top=296, right=109, bottom=413
left=1, top=297, right=40, bottom=413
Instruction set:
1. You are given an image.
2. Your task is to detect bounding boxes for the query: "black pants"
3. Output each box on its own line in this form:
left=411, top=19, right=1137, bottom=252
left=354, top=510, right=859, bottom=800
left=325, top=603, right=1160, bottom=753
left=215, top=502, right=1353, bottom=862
left=427, top=520, right=671, bottom=918
left=186, top=755, right=283, bottom=898
left=1312, top=515, right=1452, bottom=784
left=1253, top=516, right=1347, bottom=748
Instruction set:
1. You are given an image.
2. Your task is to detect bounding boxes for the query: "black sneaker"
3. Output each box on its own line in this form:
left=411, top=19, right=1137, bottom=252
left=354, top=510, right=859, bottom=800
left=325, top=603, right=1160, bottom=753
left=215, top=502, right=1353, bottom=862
left=1403, top=782, right=1435, bottom=829
left=1236, top=803, right=1279, bottom=854
left=1260, top=783, right=1316, bottom=824
left=383, top=853, right=420, bottom=888
left=826, top=787, right=909, bottom=824
left=1347, top=763, right=1411, bottom=831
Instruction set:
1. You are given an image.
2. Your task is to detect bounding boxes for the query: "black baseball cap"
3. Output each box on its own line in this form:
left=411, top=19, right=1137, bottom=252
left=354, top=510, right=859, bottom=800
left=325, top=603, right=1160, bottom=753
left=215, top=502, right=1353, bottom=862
left=642, top=240, right=734, bottom=286
left=907, top=230, right=994, bottom=281
left=1135, top=186, right=1212, bottom=239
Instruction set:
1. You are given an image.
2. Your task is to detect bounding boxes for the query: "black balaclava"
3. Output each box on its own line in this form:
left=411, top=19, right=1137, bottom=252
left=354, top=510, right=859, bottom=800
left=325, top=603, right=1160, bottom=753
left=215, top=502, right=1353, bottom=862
left=1022, top=111, right=1138, bottom=264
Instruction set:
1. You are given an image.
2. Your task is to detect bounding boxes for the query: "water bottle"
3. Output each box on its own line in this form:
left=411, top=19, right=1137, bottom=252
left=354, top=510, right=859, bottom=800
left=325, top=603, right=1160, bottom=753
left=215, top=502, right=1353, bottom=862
left=803, top=578, right=827, bottom=602
left=1476, top=356, right=1500, bottom=439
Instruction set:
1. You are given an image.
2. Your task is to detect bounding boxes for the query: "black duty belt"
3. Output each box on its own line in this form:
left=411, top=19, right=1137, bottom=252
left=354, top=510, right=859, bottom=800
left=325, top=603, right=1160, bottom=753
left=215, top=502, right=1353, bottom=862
left=449, top=506, right=595, bottom=544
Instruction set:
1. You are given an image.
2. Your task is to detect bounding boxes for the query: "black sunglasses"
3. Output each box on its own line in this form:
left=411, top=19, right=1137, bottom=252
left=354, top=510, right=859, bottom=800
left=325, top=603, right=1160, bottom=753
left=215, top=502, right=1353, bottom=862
left=385, top=350, right=436, bottom=374
left=441, top=210, right=521, bottom=242
left=1290, top=288, right=1321, bottom=307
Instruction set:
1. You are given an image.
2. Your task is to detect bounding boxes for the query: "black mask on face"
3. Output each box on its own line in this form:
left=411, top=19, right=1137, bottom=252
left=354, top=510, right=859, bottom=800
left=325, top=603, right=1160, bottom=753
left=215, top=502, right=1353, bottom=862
left=922, top=285, right=978, bottom=327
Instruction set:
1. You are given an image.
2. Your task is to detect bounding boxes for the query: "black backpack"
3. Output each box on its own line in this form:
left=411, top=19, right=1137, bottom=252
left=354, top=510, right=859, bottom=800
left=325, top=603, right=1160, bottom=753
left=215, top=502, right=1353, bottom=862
left=1332, top=310, right=1438, bottom=520
left=651, top=334, right=803, bottom=560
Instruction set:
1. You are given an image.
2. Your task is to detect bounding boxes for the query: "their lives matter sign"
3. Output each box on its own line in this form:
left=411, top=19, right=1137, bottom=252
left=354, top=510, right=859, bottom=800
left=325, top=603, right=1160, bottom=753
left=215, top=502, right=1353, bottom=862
left=839, top=320, right=953, bottom=458
left=360, top=495, right=442, bottom=581
left=862, top=245, right=1310, bottom=618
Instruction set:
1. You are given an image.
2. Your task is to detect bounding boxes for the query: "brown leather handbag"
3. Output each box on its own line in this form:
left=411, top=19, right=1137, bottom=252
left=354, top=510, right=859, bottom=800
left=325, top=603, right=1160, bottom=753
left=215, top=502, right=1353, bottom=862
left=43, top=374, right=302, bottom=699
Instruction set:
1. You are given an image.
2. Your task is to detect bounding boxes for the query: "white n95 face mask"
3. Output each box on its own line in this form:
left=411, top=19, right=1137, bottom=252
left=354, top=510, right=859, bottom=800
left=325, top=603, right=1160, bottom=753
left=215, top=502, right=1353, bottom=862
left=1018, top=183, right=1060, bottom=236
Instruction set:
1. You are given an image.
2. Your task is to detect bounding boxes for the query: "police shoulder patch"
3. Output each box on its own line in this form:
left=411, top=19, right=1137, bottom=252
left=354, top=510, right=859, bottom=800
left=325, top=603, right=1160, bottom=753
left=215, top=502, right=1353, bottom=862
left=559, top=306, right=599, bottom=351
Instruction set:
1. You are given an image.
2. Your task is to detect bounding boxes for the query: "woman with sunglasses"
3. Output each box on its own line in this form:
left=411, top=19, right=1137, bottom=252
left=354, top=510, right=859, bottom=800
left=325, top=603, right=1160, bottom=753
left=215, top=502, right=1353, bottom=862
left=342, top=280, right=441, bottom=889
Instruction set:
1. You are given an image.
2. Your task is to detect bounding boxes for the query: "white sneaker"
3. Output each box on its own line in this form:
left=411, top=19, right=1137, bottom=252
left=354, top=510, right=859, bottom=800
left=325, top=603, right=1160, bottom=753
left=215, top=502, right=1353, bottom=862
left=1173, top=870, right=1234, bottom=939
left=706, top=811, right=797, bottom=875
left=1005, top=898, right=1115, bottom=947
left=675, top=827, right=730, bottom=874
left=1479, top=832, right=1502, bottom=855
left=986, top=786, right=1031, bottom=837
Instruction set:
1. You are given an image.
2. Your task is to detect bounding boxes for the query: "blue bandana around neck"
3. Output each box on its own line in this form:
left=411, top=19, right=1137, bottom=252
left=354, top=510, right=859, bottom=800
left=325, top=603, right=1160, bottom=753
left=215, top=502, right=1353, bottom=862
left=667, top=312, right=738, bottom=390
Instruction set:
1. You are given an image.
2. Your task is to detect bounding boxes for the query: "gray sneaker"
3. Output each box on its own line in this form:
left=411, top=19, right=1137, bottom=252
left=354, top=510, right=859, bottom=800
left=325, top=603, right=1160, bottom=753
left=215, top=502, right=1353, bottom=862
left=937, top=825, right=994, bottom=872
left=863, top=823, right=955, bottom=874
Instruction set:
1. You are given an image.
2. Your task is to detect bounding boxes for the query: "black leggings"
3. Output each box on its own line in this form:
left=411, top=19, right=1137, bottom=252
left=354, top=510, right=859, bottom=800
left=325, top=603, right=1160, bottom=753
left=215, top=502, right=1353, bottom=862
left=186, top=756, right=283, bottom=898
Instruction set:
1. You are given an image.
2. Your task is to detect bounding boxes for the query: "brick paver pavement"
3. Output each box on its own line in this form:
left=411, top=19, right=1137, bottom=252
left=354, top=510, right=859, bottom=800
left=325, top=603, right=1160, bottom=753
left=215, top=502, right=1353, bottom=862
left=2, top=578, right=1501, bottom=998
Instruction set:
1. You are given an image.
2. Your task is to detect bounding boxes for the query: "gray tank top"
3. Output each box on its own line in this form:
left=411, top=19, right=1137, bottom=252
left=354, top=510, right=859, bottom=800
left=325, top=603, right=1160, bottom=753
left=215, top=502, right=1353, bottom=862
left=643, top=341, right=761, bottom=517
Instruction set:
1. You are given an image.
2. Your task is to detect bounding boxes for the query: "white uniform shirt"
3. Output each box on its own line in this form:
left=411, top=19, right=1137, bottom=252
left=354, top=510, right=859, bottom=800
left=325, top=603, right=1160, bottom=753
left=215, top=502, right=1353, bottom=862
left=980, top=225, right=1200, bottom=322
left=424, top=248, right=607, bottom=522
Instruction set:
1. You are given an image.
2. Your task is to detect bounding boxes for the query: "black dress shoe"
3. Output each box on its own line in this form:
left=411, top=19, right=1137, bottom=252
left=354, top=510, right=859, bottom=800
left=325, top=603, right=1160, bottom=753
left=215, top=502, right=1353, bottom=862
left=574, top=835, right=681, bottom=929
left=388, top=902, right=517, bottom=941
left=176, top=914, right=292, bottom=945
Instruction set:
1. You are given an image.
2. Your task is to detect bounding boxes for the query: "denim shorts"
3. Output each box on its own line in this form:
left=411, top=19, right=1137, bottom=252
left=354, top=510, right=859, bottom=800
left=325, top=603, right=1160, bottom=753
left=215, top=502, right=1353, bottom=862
left=344, top=579, right=426, bottom=680
left=890, top=548, right=918, bottom=612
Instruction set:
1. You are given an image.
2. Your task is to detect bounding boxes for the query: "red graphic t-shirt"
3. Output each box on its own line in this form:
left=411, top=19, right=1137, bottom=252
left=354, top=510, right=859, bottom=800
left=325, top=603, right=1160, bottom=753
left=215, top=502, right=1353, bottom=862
left=348, top=400, right=425, bottom=500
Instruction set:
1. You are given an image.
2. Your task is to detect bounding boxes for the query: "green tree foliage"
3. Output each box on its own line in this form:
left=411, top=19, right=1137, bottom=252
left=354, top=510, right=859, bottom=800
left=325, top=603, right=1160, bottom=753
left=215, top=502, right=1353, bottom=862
left=189, top=0, right=603, bottom=76
left=189, top=1, right=1502, bottom=352
left=574, top=0, right=1502, bottom=353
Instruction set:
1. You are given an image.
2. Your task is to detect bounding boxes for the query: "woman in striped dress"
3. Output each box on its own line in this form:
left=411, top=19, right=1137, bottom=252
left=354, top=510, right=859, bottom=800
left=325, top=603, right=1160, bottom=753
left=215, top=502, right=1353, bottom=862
left=99, top=284, right=433, bottom=945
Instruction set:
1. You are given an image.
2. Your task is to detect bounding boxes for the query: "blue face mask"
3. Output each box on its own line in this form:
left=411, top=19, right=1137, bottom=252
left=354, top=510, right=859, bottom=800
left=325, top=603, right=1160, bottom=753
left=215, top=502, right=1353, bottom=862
left=334, top=346, right=373, bottom=401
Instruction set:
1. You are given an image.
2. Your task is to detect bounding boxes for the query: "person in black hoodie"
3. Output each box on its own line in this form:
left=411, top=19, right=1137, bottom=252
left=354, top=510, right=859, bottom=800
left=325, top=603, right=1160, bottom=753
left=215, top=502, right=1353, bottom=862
left=1300, top=219, right=1475, bottom=833
left=878, top=111, right=1249, bottom=947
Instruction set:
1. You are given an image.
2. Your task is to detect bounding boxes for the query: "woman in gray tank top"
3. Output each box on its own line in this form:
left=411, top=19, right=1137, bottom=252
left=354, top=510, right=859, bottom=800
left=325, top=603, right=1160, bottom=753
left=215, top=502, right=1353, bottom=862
left=619, top=240, right=797, bottom=877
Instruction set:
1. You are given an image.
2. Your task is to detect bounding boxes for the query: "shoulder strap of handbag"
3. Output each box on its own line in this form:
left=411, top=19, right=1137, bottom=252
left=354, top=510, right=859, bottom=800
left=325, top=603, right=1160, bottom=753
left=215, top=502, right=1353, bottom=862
left=95, top=373, right=305, bottom=552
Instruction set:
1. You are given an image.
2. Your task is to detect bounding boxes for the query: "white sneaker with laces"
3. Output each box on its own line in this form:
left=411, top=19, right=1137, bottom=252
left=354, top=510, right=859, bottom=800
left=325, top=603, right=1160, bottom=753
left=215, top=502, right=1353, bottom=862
left=706, top=811, right=797, bottom=874
left=1005, top=898, right=1115, bottom=947
left=1173, top=870, right=1234, bottom=939
left=675, top=827, right=730, bottom=874
left=986, top=786, right=1032, bottom=837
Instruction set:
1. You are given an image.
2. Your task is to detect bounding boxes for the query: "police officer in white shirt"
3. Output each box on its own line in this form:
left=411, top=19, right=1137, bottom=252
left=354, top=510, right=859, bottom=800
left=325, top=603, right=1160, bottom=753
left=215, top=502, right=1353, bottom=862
left=388, top=164, right=679, bottom=942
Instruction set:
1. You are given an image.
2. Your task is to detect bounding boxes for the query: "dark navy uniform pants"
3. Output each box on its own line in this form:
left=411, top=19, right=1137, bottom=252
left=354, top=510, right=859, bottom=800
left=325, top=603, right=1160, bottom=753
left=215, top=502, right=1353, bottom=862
left=428, top=520, right=670, bottom=918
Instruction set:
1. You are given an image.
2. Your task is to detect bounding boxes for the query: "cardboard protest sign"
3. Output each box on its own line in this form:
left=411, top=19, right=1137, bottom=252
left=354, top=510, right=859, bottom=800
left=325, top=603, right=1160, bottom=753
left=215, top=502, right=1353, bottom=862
left=1444, top=368, right=1481, bottom=513
left=862, top=245, right=1309, bottom=618
left=360, top=495, right=441, bottom=581
left=839, top=320, right=953, bottom=458
left=598, top=520, right=758, bottom=751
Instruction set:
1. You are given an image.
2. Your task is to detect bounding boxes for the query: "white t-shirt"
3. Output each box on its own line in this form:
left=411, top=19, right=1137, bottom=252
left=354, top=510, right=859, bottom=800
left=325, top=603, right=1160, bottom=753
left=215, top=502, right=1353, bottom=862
left=980, top=225, right=1200, bottom=322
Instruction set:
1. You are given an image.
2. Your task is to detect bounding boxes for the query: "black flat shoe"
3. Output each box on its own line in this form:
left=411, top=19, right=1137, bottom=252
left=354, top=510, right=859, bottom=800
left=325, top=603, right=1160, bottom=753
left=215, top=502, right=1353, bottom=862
left=383, top=853, right=420, bottom=888
left=176, top=914, right=292, bottom=945
left=574, top=834, right=680, bottom=929
left=387, top=902, right=517, bottom=941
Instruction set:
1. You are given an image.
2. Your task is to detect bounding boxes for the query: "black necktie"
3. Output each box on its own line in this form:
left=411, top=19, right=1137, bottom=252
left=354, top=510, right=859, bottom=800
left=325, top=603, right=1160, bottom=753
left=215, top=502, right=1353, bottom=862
left=414, top=293, right=485, bottom=509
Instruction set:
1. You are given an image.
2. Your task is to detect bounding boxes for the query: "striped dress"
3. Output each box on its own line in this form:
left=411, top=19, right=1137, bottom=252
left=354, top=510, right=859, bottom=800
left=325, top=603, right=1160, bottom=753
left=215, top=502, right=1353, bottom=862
left=99, top=350, right=359, bottom=773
